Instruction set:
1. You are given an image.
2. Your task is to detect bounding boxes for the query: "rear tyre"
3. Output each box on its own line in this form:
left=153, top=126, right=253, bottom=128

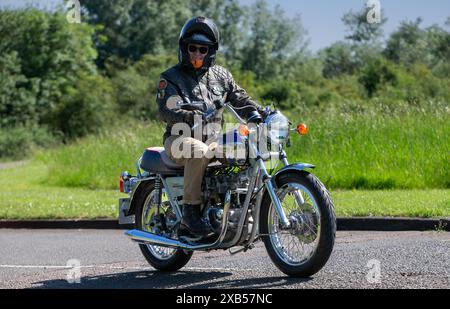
left=135, top=181, right=192, bottom=272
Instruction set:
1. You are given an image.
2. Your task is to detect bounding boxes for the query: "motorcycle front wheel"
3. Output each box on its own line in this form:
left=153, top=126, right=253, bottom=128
left=260, top=170, right=336, bottom=277
left=135, top=181, right=193, bottom=272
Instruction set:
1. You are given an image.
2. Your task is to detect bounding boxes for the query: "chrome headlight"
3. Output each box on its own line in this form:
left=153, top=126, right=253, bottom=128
left=265, top=111, right=290, bottom=144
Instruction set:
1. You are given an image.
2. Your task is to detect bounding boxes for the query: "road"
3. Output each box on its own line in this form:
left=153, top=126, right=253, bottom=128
left=0, top=230, right=448, bottom=289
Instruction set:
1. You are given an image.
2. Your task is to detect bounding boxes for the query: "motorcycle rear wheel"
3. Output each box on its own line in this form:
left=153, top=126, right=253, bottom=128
left=260, top=170, right=336, bottom=277
left=135, top=181, right=193, bottom=272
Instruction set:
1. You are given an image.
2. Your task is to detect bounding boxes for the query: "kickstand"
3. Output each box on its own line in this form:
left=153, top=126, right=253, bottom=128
left=228, top=244, right=255, bottom=256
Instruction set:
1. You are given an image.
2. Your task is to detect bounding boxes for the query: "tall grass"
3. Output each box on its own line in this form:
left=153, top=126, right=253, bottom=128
left=287, top=111, right=449, bottom=189
left=37, top=109, right=449, bottom=190
left=37, top=122, right=164, bottom=189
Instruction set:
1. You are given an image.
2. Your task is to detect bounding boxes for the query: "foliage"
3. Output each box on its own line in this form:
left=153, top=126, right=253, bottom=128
left=0, top=8, right=113, bottom=142
left=0, top=2, right=449, bottom=193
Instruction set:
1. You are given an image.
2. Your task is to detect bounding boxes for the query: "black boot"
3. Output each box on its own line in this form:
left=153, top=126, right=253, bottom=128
left=180, top=204, right=212, bottom=237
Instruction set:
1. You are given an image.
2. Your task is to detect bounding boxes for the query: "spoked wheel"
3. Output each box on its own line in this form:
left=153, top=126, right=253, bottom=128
left=135, top=181, right=192, bottom=272
left=260, top=171, right=336, bottom=277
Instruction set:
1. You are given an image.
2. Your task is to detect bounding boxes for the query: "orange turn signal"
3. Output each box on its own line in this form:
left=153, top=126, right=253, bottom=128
left=297, top=123, right=308, bottom=136
left=119, top=176, right=124, bottom=193
left=239, top=124, right=250, bottom=136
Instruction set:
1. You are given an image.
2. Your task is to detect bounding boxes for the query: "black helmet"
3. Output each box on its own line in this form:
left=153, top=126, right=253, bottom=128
left=178, top=16, right=220, bottom=70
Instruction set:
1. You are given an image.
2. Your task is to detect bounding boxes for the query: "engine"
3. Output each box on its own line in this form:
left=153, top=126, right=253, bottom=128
left=202, top=168, right=253, bottom=242
left=204, top=168, right=250, bottom=196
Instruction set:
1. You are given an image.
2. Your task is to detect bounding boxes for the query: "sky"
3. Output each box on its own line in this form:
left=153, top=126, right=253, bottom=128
left=1, top=0, right=449, bottom=52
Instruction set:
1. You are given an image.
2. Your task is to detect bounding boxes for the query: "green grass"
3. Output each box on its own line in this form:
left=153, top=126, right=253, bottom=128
left=287, top=111, right=449, bottom=190
left=37, top=122, right=164, bottom=190
left=0, top=161, right=448, bottom=219
left=1, top=108, right=448, bottom=219
left=0, top=162, right=121, bottom=219
left=37, top=112, right=449, bottom=191
left=332, top=189, right=450, bottom=218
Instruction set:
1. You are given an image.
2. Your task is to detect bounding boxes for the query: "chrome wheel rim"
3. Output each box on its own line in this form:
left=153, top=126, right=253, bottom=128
left=141, top=189, right=177, bottom=260
left=268, top=183, right=321, bottom=266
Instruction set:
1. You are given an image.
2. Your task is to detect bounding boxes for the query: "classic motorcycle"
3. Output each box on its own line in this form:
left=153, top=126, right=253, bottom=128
left=118, top=102, right=336, bottom=277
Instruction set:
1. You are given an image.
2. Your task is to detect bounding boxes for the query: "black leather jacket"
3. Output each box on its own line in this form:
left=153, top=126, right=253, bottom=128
left=157, top=64, right=264, bottom=143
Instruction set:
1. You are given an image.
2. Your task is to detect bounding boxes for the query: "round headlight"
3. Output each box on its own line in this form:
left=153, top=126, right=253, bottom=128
left=265, top=111, right=290, bottom=144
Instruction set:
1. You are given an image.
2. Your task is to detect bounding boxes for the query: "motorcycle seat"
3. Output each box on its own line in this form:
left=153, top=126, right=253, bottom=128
left=140, top=147, right=222, bottom=175
left=140, top=147, right=184, bottom=175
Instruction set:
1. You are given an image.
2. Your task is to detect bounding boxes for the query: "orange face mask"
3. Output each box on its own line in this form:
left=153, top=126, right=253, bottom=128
left=191, top=58, right=204, bottom=70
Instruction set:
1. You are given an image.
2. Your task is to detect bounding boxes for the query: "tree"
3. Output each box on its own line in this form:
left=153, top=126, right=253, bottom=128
left=207, top=0, right=247, bottom=68
left=383, top=17, right=450, bottom=76
left=81, top=0, right=192, bottom=66
left=383, top=18, right=430, bottom=67
left=0, top=52, right=36, bottom=127
left=320, top=6, right=387, bottom=79
left=358, top=56, right=397, bottom=97
left=0, top=8, right=112, bottom=138
left=425, top=24, right=450, bottom=67
left=241, top=0, right=308, bottom=79
left=342, top=6, right=387, bottom=45
left=320, top=42, right=359, bottom=78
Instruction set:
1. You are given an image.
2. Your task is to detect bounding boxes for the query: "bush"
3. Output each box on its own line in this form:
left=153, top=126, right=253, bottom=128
left=0, top=127, right=32, bottom=159
left=358, top=56, right=398, bottom=97
left=321, top=42, right=360, bottom=78
left=260, top=80, right=297, bottom=106
left=110, top=54, right=178, bottom=121
left=0, top=8, right=110, bottom=139
left=48, top=72, right=115, bottom=139
left=0, top=126, right=58, bottom=159
left=0, top=52, right=37, bottom=127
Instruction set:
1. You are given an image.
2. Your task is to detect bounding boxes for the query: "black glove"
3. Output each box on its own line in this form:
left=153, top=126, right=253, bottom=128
left=212, top=99, right=225, bottom=110
left=260, top=106, right=272, bottom=120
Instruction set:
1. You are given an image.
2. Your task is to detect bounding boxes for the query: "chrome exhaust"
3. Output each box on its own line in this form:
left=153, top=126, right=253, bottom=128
left=125, top=191, right=231, bottom=251
left=124, top=229, right=194, bottom=249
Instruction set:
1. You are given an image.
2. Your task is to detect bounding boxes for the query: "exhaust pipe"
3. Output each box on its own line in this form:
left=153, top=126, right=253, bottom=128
left=125, top=191, right=231, bottom=251
left=124, top=229, right=196, bottom=250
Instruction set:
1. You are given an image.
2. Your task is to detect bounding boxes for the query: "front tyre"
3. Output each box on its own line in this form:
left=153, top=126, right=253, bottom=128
left=260, top=171, right=336, bottom=277
left=135, top=181, right=192, bottom=272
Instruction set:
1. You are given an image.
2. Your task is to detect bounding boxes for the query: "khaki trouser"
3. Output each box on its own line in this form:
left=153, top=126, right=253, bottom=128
left=164, top=136, right=218, bottom=205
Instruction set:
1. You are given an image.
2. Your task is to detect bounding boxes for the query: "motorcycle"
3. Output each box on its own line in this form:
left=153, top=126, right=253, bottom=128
left=118, top=102, right=336, bottom=277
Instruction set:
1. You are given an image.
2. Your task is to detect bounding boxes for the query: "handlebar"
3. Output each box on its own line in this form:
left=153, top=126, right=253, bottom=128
left=191, top=100, right=271, bottom=129
left=191, top=100, right=226, bottom=130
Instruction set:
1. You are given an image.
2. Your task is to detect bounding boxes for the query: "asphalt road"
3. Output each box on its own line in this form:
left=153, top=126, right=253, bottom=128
left=0, top=229, right=448, bottom=289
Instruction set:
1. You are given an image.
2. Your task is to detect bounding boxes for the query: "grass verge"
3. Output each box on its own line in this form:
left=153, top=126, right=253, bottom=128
left=0, top=162, right=448, bottom=219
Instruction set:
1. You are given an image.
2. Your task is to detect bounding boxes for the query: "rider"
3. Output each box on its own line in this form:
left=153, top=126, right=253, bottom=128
left=157, top=16, right=266, bottom=237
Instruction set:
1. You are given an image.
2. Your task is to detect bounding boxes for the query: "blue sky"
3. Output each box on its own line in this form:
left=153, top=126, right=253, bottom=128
left=1, top=0, right=449, bottom=52
left=239, top=0, right=450, bottom=51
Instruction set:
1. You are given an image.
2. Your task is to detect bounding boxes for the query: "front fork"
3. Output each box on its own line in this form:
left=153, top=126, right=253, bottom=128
left=279, top=148, right=305, bottom=208
left=256, top=147, right=305, bottom=230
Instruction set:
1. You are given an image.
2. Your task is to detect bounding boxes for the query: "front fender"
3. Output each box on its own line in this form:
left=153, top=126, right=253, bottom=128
left=259, top=163, right=316, bottom=223
left=272, top=163, right=315, bottom=188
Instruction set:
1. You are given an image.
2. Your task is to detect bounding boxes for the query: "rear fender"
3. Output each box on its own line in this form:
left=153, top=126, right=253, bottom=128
left=126, top=177, right=157, bottom=216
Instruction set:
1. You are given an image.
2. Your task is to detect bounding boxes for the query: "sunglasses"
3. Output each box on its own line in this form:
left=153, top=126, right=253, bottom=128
left=188, top=45, right=209, bottom=54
